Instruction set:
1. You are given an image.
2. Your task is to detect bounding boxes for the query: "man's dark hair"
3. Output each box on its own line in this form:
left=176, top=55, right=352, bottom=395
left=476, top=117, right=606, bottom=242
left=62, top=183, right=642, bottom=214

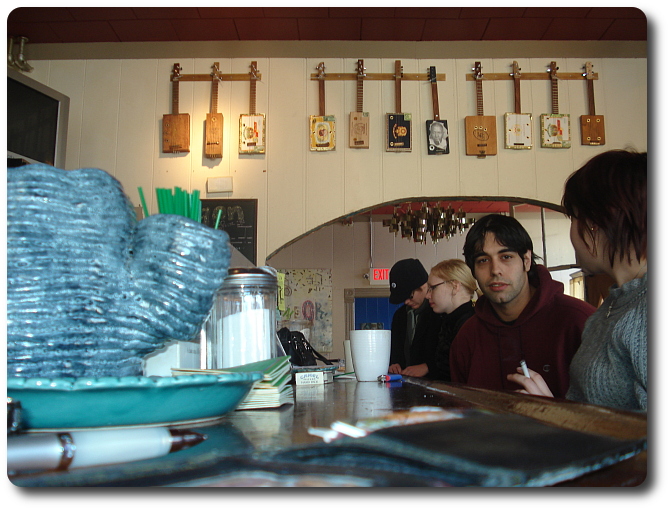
left=463, top=214, right=541, bottom=281
left=562, top=149, right=646, bottom=267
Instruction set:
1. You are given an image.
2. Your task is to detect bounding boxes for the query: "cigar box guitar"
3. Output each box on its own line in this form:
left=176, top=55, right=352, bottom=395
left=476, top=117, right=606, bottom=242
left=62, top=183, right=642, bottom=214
left=310, top=62, right=336, bottom=151
left=239, top=61, right=266, bottom=154
left=386, top=60, right=411, bottom=152
left=162, top=63, right=190, bottom=153
left=349, top=59, right=370, bottom=149
left=426, top=66, right=449, bottom=155
left=204, top=62, right=223, bottom=159
left=580, top=62, right=605, bottom=146
left=504, top=61, right=532, bottom=150
left=540, top=61, right=571, bottom=148
left=465, top=62, right=497, bottom=157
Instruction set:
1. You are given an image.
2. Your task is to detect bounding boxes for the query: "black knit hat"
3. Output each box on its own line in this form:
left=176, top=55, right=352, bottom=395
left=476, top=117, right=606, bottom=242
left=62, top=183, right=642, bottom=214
left=389, top=259, right=428, bottom=304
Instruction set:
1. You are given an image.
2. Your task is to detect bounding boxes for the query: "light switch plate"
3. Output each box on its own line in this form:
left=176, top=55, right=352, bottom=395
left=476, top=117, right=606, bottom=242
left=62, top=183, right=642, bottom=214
left=207, top=176, right=233, bottom=193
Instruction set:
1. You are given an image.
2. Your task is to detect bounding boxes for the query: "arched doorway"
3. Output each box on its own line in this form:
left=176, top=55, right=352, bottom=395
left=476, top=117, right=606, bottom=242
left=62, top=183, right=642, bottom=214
left=266, top=197, right=582, bottom=360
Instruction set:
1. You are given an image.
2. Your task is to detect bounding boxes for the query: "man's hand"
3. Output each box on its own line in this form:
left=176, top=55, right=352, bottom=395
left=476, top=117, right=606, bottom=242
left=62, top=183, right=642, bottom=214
left=388, top=363, right=403, bottom=374
left=506, top=367, right=554, bottom=397
left=401, top=363, right=429, bottom=377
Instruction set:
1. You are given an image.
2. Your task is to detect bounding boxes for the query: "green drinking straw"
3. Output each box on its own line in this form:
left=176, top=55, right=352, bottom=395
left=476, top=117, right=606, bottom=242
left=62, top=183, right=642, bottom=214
left=137, top=187, right=149, bottom=219
left=154, top=186, right=202, bottom=221
left=214, top=209, right=223, bottom=230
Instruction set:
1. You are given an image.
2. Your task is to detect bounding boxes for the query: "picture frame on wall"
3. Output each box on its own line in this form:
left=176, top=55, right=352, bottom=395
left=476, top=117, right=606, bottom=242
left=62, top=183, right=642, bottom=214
left=239, top=114, right=266, bottom=154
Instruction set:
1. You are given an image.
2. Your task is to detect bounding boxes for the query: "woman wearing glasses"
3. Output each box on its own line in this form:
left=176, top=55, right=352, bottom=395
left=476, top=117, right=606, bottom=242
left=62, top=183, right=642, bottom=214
left=424, top=259, right=479, bottom=381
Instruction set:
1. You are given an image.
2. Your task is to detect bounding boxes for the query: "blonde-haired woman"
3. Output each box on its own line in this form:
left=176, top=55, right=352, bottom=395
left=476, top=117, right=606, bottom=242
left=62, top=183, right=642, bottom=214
left=425, top=259, right=478, bottom=380
left=427, top=259, right=478, bottom=381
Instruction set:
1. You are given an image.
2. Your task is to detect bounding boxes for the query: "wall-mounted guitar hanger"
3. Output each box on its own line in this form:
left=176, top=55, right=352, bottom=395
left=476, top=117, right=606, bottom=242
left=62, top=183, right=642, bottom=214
left=310, top=70, right=446, bottom=82
left=465, top=70, right=598, bottom=81
left=172, top=61, right=263, bottom=82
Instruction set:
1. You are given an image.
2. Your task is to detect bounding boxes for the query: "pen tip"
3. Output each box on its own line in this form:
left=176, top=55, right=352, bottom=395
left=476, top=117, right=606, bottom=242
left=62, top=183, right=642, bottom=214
left=169, top=429, right=207, bottom=452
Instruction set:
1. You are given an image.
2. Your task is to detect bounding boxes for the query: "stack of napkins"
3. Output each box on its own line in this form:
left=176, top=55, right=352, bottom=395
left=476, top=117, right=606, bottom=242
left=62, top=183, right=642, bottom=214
left=172, top=356, right=294, bottom=410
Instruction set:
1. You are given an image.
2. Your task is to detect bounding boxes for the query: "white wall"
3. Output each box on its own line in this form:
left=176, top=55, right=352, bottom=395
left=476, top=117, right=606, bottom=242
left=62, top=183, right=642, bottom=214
left=26, top=56, right=647, bottom=266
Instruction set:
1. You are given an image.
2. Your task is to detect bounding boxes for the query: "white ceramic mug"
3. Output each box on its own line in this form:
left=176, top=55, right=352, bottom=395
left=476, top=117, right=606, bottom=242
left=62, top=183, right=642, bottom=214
left=349, top=330, right=391, bottom=382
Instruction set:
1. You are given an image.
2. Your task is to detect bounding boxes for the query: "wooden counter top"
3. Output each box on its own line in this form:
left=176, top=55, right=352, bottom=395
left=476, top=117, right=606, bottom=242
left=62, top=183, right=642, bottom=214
left=10, top=377, right=646, bottom=487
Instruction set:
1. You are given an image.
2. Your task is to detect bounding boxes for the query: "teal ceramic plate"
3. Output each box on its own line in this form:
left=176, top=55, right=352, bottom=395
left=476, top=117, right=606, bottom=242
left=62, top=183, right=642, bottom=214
left=7, top=372, right=263, bottom=431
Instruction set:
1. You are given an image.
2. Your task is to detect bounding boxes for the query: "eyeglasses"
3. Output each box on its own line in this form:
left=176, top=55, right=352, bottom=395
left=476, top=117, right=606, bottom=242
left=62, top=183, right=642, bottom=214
left=426, top=281, right=446, bottom=293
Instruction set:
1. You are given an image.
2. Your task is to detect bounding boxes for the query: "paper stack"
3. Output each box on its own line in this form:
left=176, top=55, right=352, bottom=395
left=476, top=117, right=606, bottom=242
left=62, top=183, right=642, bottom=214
left=172, top=356, right=294, bottom=410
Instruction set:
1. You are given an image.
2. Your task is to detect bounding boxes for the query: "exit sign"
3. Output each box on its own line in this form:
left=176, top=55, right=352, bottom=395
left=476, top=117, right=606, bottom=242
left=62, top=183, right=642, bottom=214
left=370, top=268, right=390, bottom=286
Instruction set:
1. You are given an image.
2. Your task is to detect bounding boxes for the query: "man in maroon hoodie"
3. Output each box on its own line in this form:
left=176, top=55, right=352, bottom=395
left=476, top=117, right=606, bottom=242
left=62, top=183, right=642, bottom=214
left=449, top=214, right=595, bottom=398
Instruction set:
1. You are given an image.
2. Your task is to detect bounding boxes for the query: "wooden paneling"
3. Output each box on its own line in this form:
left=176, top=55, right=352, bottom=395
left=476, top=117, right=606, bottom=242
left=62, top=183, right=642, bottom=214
left=117, top=59, right=159, bottom=212
left=79, top=60, right=122, bottom=174
left=28, top=56, right=646, bottom=266
left=266, top=58, right=305, bottom=258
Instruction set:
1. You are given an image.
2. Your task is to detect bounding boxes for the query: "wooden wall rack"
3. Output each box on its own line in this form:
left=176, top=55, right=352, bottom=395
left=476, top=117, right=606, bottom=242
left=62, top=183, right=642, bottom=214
left=176, top=72, right=262, bottom=82
left=169, top=62, right=262, bottom=82
left=310, top=72, right=446, bottom=82
left=465, top=72, right=598, bottom=81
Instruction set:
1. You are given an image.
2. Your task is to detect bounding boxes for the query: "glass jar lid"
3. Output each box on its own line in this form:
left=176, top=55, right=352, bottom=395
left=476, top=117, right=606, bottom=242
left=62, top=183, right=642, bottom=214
left=222, top=267, right=277, bottom=288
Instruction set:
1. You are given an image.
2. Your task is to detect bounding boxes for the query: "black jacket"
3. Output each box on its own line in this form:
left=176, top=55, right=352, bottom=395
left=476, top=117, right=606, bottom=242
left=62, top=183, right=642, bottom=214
left=431, top=301, right=476, bottom=381
left=390, top=300, right=443, bottom=370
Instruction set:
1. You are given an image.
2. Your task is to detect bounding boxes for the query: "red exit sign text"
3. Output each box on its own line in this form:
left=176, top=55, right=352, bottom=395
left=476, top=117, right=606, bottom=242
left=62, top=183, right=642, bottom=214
left=370, top=268, right=390, bottom=285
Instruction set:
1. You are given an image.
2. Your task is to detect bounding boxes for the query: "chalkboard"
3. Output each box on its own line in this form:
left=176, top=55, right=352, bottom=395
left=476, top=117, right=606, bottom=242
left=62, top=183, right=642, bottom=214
left=201, top=199, right=257, bottom=265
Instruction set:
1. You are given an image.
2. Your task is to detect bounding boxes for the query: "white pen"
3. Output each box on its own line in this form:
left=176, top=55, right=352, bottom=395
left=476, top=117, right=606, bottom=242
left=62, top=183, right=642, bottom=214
left=520, top=359, right=531, bottom=378
left=8, top=427, right=206, bottom=473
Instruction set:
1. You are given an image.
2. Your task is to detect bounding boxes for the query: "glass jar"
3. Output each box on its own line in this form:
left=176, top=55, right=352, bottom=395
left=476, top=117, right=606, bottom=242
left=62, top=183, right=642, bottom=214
left=205, top=268, right=278, bottom=369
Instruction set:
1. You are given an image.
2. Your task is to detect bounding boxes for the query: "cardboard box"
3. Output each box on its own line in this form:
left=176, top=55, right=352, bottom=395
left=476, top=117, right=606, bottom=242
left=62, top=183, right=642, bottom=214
left=143, top=340, right=200, bottom=377
left=295, top=371, right=333, bottom=386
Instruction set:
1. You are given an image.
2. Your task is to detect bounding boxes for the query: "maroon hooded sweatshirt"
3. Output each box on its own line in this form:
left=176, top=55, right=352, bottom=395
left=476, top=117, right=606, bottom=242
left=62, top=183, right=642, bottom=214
left=449, top=265, right=595, bottom=398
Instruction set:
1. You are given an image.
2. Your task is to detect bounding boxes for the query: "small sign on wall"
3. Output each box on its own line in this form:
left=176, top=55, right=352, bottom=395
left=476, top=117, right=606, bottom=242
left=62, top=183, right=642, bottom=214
left=370, top=268, right=390, bottom=286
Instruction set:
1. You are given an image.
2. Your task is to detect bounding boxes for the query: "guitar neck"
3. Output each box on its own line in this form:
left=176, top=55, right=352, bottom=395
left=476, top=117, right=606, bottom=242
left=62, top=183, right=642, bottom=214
left=514, top=77, right=522, bottom=114
left=319, top=78, right=325, bottom=116
left=586, top=79, right=596, bottom=115
left=551, top=77, right=559, bottom=114
left=250, top=78, right=256, bottom=115
left=355, top=59, right=366, bottom=113
left=395, top=60, right=402, bottom=112
left=172, top=79, right=180, bottom=115
left=475, top=79, right=484, bottom=116
left=431, top=81, right=440, bottom=120
left=210, top=78, right=218, bottom=114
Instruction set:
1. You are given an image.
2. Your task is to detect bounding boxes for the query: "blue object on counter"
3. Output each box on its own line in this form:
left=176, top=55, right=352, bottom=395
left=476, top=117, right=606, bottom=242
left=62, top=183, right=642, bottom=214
left=6, top=164, right=231, bottom=379
left=378, top=374, right=403, bottom=382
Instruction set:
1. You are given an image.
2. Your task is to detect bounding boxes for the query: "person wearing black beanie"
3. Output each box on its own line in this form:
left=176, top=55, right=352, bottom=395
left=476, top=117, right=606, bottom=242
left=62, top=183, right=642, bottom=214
left=387, top=259, right=442, bottom=376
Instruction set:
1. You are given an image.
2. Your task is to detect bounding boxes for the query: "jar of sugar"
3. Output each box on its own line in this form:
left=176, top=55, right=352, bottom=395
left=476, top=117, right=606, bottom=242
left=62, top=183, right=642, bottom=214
left=205, top=267, right=278, bottom=369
